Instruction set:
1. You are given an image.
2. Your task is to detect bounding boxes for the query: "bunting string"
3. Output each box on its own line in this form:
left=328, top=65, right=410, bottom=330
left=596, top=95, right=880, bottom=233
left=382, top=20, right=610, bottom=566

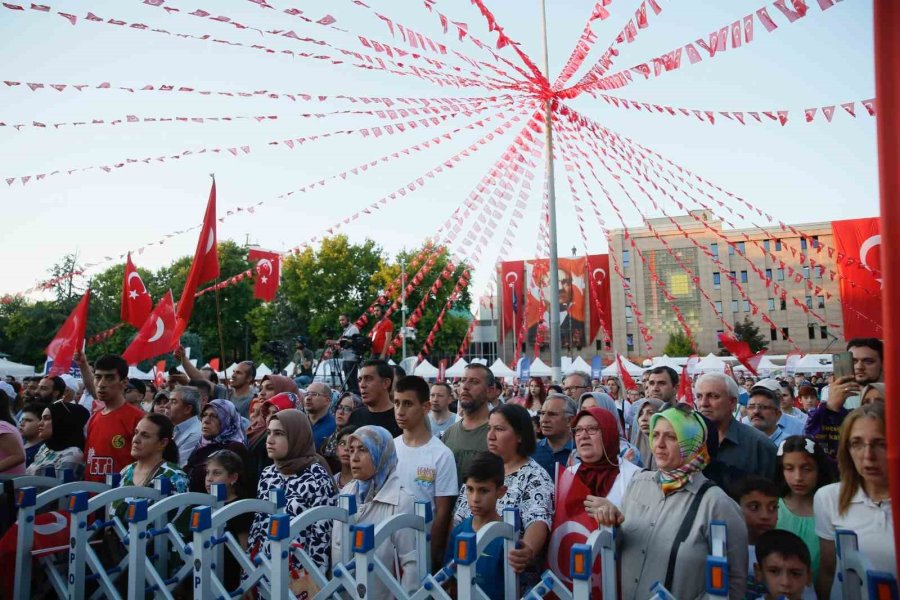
left=552, top=0, right=616, bottom=90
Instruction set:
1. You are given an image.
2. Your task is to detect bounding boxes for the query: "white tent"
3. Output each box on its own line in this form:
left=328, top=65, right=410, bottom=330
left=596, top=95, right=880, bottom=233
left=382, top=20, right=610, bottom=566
left=255, top=363, right=273, bottom=379
left=444, top=358, right=469, bottom=378
left=469, top=357, right=488, bottom=366
left=601, top=356, right=643, bottom=378
left=414, top=359, right=440, bottom=378
left=565, top=356, right=593, bottom=375
left=793, top=354, right=833, bottom=373
left=731, top=355, right=779, bottom=376
left=651, top=355, right=686, bottom=370
left=526, top=357, right=553, bottom=377
left=128, top=366, right=153, bottom=381
left=488, top=358, right=516, bottom=380
left=693, top=353, right=727, bottom=373
left=0, top=358, right=37, bottom=378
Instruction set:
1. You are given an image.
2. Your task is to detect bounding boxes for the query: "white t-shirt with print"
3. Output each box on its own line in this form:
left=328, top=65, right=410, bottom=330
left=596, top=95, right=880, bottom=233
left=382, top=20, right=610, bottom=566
left=393, top=435, right=459, bottom=507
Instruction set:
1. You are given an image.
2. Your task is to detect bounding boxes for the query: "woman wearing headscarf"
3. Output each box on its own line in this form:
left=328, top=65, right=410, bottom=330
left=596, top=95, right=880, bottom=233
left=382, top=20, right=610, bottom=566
left=183, top=399, right=250, bottom=492
left=246, top=391, right=300, bottom=479
left=629, top=398, right=665, bottom=469
left=594, top=407, right=748, bottom=599
left=26, top=401, right=91, bottom=477
left=319, top=391, right=362, bottom=473
left=575, top=392, right=642, bottom=466
left=248, top=409, right=336, bottom=589
left=332, top=425, right=419, bottom=598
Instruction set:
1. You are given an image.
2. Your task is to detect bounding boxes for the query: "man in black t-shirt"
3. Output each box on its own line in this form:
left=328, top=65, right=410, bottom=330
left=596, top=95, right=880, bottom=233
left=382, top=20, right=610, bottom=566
left=347, top=359, right=401, bottom=437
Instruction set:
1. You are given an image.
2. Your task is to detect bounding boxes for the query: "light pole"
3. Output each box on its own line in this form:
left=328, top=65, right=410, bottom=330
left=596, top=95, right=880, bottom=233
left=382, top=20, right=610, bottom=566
left=540, top=0, right=563, bottom=383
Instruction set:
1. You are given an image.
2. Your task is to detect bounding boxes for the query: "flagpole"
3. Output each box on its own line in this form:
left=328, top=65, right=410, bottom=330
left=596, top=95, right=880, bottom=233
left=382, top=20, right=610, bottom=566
left=208, top=173, right=227, bottom=369
left=540, top=0, right=563, bottom=384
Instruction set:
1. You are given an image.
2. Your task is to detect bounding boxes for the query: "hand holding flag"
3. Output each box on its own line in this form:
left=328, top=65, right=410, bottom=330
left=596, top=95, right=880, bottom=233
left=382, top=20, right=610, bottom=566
left=122, top=291, right=176, bottom=365
left=45, top=290, right=90, bottom=376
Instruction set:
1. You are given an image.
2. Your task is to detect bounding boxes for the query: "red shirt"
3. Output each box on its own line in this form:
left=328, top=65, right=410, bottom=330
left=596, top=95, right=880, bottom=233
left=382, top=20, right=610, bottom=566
left=369, top=318, right=394, bottom=355
left=84, top=402, right=145, bottom=483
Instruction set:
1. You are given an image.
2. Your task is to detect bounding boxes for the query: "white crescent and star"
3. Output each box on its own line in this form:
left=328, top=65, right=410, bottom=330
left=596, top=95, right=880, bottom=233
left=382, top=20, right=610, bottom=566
left=204, top=227, right=215, bottom=254
left=547, top=520, right=592, bottom=584
left=147, top=317, right=166, bottom=343
left=257, top=258, right=273, bottom=276
left=505, top=271, right=518, bottom=285
left=34, top=512, right=68, bottom=536
left=859, top=234, right=882, bottom=286
left=127, top=271, right=147, bottom=299
left=592, top=267, right=607, bottom=284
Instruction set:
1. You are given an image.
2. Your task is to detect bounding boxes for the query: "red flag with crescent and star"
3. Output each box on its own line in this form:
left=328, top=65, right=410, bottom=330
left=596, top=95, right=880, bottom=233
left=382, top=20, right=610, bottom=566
left=547, top=465, right=602, bottom=596
left=586, top=254, right=612, bottom=344
left=0, top=510, right=72, bottom=599
left=248, top=248, right=280, bottom=302
left=121, top=253, right=153, bottom=329
left=174, top=181, right=219, bottom=339
left=123, top=290, right=176, bottom=365
left=616, top=354, right=638, bottom=391
left=500, top=260, right=525, bottom=336
left=831, top=217, right=882, bottom=339
left=45, top=289, right=90, bottom=376
left=717, top=333, right=765, bottom=376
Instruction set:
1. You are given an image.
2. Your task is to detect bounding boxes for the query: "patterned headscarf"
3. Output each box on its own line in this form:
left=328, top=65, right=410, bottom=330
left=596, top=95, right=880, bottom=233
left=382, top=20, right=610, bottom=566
left=650, top=407, right=709, bottom=495
left=200, top=399, right=246, bottom=447
left=348, top=426, right=397, bottom=504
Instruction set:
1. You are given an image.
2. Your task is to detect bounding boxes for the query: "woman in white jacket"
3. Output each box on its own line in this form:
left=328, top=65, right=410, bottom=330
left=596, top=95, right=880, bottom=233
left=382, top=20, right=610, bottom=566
left=332, top=425, right=419, bottom=597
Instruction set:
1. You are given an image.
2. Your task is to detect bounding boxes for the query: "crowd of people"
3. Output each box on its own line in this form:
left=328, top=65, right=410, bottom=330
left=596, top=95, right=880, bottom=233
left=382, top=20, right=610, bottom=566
left=0, top=335, right=891, bottom=600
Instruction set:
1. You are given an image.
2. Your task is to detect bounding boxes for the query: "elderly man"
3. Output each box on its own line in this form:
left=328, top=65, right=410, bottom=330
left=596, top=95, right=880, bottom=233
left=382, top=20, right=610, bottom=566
left=168, top=385, right=202, bottom=467
left=744, top=379, right=803, bottom=444
left=695, top=372, right=776, bottom=481
left=561, top=371, right=592, bottom=404
left=532, top=392, right=578, bottom=477
left=304, top=381, right=336, bottom=448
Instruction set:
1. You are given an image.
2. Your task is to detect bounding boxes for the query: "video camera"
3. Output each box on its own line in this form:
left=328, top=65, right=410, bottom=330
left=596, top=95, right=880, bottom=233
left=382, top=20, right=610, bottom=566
left=339, top=333, right=373, bottom=356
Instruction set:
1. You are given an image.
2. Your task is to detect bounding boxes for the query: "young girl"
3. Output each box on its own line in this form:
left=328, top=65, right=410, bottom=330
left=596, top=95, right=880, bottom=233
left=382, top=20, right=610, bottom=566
left=332, top=425, right=358, bottom=489
left=204, top=449, right=252, bottom=593
left=774, top=435, right=834, bottom=587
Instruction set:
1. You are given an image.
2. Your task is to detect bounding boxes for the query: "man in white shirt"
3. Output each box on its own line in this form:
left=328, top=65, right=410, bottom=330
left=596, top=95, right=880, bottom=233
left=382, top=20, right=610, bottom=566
left=393, top=375, right=458, bottom=570
left=168, top=385, right=202, bottom=467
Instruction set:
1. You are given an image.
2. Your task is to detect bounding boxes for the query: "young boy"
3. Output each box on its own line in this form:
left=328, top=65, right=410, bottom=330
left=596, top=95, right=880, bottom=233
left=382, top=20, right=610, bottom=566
left=753, top=530, right=813, bottom=600
left=18, top=402, right=45, bottom=468
left=393, top=375, right=458, bottom=569
left=734, top=475, right=781, bottom=598
left=444, top=452, right=507, bottom=600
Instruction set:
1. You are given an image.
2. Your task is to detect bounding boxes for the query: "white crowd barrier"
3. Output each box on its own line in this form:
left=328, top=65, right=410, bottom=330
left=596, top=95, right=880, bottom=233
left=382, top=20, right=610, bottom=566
left=7, top=474, right=899, bottom=600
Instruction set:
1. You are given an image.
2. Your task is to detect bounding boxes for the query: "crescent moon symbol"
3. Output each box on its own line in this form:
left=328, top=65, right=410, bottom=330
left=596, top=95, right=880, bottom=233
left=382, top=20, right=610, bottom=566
left=204, top=227, right=215, bottom=254
left=34, top=512, right=68, bottom=536
left=592, top=268, right=607, bottom=283
left=547, top=520, right=592, bottom=585
left=859, top=234, right=882, bottom=286
left=505, top=271, right=518, bottom=285
left=257, top=258, right=273, bottom=276
left=147, top=317, right=166, bottom=343
left=127, top=271, right=146, bottom=294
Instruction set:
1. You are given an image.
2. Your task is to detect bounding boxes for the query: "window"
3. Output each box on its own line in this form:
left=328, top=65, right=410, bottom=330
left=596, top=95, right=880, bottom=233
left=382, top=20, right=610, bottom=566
left=716, top=330, right=724, bottom=348
left=764, top=239, right=771, bottom=252
left=740, top=270, right=748, bottom=283
left=715, top=301, right=723, bottom=314
left=625, top=305, right=633, bottom=323
left=781, top=327, right=790, bottom=340
left=623, top=249, right=630, bottom=268
left=626, top=334, right=634, bottom=352
left=776, top=268, right=785, bottom=281
left=770, top=327, right=778, bottom=341
left=737, top=242, right=746, bottom=254
left=768, top=298, right=776, bottom=311
left=775, top=239, right=782, bottom=251
left=730, top=271, right=736, bottom=283
left=711, top=243, right=719, bottom=257
left=805, top=295, right=813, bottom=308
left=743, top=300, right=750, bottom=312
left=808, top=324, right=816, bottom=340
left=765, top=268, right=773, bottom=280
left=802, top=266, right=810, bottom=279
left=624, top=277, right=631, bottom=289
left=817, top=295, right=825, bottom=309
left=820, top=326, right=828, bottom=339
left=815, top=266, right=823, bottom=279
left=812, top=235, right=820, bottom=249
left=780, top=298, right=787, bottom=311
left=713, top=272, right=721, bottom=289
left=728, top=243, right=734, bottom=256
left=801, top=238, right=808, bottom=251
left=731, top=300, right=738, bottom=313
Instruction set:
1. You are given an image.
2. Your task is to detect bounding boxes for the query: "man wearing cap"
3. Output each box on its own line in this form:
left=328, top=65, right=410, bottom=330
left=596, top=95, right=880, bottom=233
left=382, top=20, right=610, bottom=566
left=744, top=379, right=803, bottom=445
left=168, top=385, right=202, bottom=467
left=124, top=379, right=146, bottom=407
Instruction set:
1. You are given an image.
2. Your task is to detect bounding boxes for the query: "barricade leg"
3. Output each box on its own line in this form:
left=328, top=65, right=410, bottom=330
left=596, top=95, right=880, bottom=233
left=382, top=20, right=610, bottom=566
left=13, top=487, right=36, bottom=600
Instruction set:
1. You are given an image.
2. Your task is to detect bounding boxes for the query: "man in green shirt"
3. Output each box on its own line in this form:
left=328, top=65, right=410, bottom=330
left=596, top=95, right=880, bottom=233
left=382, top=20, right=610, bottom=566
left=442, top=363, right=492, bottom=482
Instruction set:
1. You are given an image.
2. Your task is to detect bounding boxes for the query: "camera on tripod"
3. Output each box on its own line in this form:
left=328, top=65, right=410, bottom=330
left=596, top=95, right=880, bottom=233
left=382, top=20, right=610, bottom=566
left=339, top=334, right=373, bottom=356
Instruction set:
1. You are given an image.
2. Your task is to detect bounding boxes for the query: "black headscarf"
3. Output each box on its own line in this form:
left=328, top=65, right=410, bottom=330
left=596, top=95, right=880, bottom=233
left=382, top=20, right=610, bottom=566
left=46, top=401, right=89, bottom=451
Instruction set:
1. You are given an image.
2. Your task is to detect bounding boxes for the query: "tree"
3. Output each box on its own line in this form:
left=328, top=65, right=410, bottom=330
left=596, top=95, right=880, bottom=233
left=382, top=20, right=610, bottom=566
left=733, top=316, right=768, bottom=353
left=663, top=330, right=695, bottom=357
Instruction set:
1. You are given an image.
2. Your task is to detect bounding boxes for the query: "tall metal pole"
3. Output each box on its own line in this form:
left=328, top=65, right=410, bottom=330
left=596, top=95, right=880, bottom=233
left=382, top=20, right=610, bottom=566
left=401, top=257, right=407, bottom=361
left=540, top=0, right=563, bottom=383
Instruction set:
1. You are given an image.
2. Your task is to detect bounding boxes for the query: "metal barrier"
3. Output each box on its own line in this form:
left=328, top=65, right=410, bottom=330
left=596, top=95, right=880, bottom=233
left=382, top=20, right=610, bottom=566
left=125, top=484, right=228, bottom=599
left=836, top=529, right=899, bottom=600
left=647, top=520, right=729, bottom=600
left=453, top=507, right=521, bottom=600
left=569, top=526, right=618, bottom=600
left=191, top=488, right=286, bottom=600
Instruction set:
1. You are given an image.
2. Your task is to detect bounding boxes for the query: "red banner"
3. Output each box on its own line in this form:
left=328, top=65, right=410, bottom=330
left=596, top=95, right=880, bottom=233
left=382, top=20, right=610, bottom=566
left=832, top=217, right=883, bottom=339
left=248, top=249, right=280, bottom=302
left=586, top=254, right=612, bottom=345
left=525, top=257, right=588, bottom=348
left=547, top=466, right=601, bottom=594
left=501, top=260, right=525, bottom=336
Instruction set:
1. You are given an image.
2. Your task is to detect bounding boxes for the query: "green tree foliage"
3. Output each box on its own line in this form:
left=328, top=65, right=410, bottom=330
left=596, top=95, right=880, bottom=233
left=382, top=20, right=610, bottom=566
left=663, top=330, right=695, bottom=357
left=733, top=316, right=769, bottom=353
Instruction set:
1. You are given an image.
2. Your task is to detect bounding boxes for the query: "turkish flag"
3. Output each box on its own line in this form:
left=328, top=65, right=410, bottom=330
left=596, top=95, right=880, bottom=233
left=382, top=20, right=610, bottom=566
left=121, top=253, right=153, bottom=328
left=678, top=357, right=698, bottom=406
left=500, top=260, right=525, bottom=336
left=587, top=254, right=612, bottom=344
left=174, top=181, right=219, bottom=339
left=718, top=333, right=765, bottom=375
left=154, top=360, right=166, bottom=387
left=547, top=466, right=603, bottom=596
left=248, top=248, right=280, bottom=302
left=616, top=354, right=638, bottom=391
left=832, top=217, right=882, bottom=339
left=123, top=291, right=176, bottom=365
left=0, top=510, right=72, bottom=599
left=46, top=289, right=90, bottom=376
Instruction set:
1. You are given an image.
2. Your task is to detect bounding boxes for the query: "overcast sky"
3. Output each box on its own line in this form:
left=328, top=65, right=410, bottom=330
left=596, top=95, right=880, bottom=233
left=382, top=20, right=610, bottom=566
left=0, top=0, right=877, bottom=304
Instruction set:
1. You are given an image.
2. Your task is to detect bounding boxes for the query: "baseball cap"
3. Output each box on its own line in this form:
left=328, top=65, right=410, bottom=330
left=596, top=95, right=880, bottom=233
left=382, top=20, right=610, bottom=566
left=127, top=378, right=147, bottom=396
left=750, top=378, right=781, bottom=401
left=0, top=381, right=15, bottom=399
left=60, top=374, right=80, bottom=393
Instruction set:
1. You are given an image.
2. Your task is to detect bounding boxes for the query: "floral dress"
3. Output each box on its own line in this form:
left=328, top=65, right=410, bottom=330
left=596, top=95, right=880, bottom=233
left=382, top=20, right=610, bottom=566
left=112, top=461, right=189, bottom=516
left=25, top=445, right=84, bottom=478
left=453, top=458, right=554, bottom=531
left=248, top=462, right=337, bottom=576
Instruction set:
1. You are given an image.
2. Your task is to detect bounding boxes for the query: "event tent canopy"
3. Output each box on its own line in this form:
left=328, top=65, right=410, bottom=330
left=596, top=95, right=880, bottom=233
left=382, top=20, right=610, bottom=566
left=525, top=357, right=552, bottom=378
left=414, top=359, right=439, bottom=378
left=601, top=356, right=644, bottom=378
left=793, top=354, right=833, bottom=373
left=0, top=358, right=37, bottom=378
left=565, top=356, right=593, bottom=375
left=488, top=358, right=516, bottom=379
left=693, top=353, right=727, bottom=373
left=444, top=358, right=468, bottom=378
left=255, top=363, right=273, bottom=379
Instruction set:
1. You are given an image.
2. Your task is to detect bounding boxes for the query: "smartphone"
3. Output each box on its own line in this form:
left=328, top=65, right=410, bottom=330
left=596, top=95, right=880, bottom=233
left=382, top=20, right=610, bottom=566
left=832, top=351, right=853, bottom=379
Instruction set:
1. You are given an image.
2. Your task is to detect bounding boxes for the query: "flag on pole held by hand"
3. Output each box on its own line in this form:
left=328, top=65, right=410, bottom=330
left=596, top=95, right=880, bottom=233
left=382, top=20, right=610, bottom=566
left=717, top=332, right=765, bottom=376
left=174, top=180, right=219, bottom=339
left=45, top=289, right=90, bottom=376
left=616, top=354, right=638, bottom=391
left=248, top=248, right=280, bottom=302
left=123, top=291, right=176, bottom=365
left=121, top=253, right=152, bottom=328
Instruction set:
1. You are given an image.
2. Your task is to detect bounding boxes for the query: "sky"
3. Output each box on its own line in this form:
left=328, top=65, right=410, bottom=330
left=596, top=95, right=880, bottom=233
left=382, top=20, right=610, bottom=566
left=0, top=0, right=878, bottom=305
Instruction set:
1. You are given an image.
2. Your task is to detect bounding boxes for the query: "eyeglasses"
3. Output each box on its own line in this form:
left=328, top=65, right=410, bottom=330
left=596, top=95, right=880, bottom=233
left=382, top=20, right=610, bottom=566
left=747, top=404, right=777, bottom=412
left=849, top=439, right=887, bottom=454
left=572, top=426, right=602, bottom=436
left=563, top=385, right=587, bottom=393
left=537, top=410, right=564, bottom=418
left=306, top=391, right=329, bottom=398
left=336, top=405, right=355, bottom=413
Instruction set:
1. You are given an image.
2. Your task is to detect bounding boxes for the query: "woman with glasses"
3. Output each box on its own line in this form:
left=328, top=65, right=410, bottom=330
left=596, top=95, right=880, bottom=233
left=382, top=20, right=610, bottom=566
left=452, top=403, right=553, bottom=581
left=184, top=399, right=249, bottom=492
left=319, top=392, right=362, bottom=473
left=576, top=392, right=642, bottom=466
left=26, top=400, right=91, bottom=477
left=814, top=403, right=893, bottom=598
left=594, top=406, right=748, bottom=599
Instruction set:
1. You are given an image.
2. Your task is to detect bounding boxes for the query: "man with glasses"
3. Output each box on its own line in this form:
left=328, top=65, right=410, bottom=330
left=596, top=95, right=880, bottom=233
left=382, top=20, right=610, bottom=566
left=744, top=379, right=802, bottom=445
left=561, top=371, right=591, bottom=405
left=531, top=392, right=577, bottom=477
left=304, top=382, right=336, bottom=447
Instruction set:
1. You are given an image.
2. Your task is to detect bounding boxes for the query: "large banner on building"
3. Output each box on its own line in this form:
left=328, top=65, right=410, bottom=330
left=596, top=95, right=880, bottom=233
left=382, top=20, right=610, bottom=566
left=831, top=217, right=883, bottom=339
